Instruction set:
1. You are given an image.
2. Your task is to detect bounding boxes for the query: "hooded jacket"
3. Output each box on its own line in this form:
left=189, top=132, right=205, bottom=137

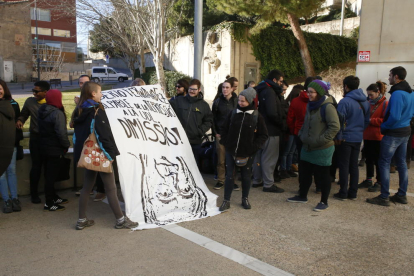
left=287, top=90, right=309, bottom=135
left=363, top=96, right=388, bottom=141
left=73, top=101, right=120, bottom=164
left=212, top=92, right=238, bottom=135
left=256, top=79, right=286, bottom=136
left=336, top=88, right=370, bottom=142
left=220, top=104, right=268, bottom=157
left=299, top=96, right=340, bottom=151
left=38, top=104, right=70, bottom=156
left=169, top=93, right=213, bottom=145
left=0, top=100, right=16, bottom=175
left=381, top=80, right=414, bottom=136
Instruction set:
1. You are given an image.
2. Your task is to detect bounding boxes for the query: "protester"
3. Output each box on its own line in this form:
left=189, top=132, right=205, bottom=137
left=247, top=81, right=256, bottom=88
left=169, top=79, right=213, bottom=167
left=74, top=81, right=138, bottom=229
left=358, top=82, right=388, bottom=192
left=17, top=81, right=50, bottom=204
left=227, top=77, right=239, bottom=94
left=38, top=89, right=70, bottom=211
left=170, top=78, right=189, bottom=100
left=0, top=94, right=15, bottom=178
left=287, top=80, right=340, bottom=211
left=279, top=81, right=295, bottom=179
left=212, top=79, right=238, bottom=190
left=367, top=66, right=414, bottom=206
left=252, top=70, right=286, bottom=193
left=0, top=80, right=22, bottom=213
left=218, top=88, right=268, bottom=211
left=334, top=76, right=370, bottom=201
left=130, top=78, right=146, bottom=87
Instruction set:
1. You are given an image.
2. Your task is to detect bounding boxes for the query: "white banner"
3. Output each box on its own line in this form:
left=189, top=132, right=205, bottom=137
left=101, top=85, right=219, bottom=229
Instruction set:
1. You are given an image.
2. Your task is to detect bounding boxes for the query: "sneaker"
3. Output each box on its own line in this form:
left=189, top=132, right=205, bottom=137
left=12, top=198, right=21, bottom=212
left=94, top=193, right=107, bottom=202
left=214, top=175, right=218, bottom=181
left=241, top=197, right=251, bottom=209
left=358, top=179, right=373, bottom=189
left=44, top=203, right=66, bottom=211
left=347, top=195, right=357, bottom=201
left=233, top=184, right=240, bottom=191
left=390, top=165, right=396, bottom=173
left=366, top=195, right=390, bottom=206
left=274, top=174, right=282, bottom=183
left=291, top=164, right=299, bottom=172
left=31, top=196, right=41, bottom=204
left=3, top=199, right=12, bottom=213
left=75, top=190, right=81, bottom=196
left=288, top=170, right=298, bottom=177
left=54, top=197, right=69, bottom=205
left=280, top=170, right=290, bottom=179
left=115, top=216, right=139, bottom=229
left=314, top=202, right=329, bottom=212
left=219, top=200, right=230, bottom=211
left=252, top=182, right=263, bottom=188
left=368, top=182, right=381, bottom=192
left=287, top=196, right=308, bottom=203
left=76, top=218, right=95, bottom=230
left=213, top=182, right=224, bottom=190
left=358, top=158, right=365, bottom=167
left=263, top=185, right=284, bottom=193
left=389, top=193, right=408, bottom=204
left=333, top=193, right=347, bottom=201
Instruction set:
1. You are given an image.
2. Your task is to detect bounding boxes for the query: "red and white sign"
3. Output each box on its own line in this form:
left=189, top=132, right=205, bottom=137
left=358, top=51, right=370, bottom=62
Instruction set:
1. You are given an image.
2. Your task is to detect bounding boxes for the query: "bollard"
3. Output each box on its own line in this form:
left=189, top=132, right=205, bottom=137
left=69, top=75, right=72, bottom=85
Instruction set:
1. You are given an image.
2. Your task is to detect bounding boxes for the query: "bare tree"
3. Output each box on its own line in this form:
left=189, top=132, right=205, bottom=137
left=33, top=42, right=65, bottom=80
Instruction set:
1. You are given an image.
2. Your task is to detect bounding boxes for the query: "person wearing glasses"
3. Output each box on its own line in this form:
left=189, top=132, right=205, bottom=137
left=16, top=81, right=50, bottom=204
left=170, top=79, right=213, bottom=167
left=170, top=78, right=189, bottom=100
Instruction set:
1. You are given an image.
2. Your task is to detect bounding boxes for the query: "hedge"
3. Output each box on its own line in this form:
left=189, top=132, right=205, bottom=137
left=249, top=27, right=357, bottom=80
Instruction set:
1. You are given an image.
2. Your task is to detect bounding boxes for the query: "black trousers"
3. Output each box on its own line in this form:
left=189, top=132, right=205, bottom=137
left=299, top=160, right=331, bottom=204
left=224, top=152, right=252, bottom=201
left=364, top=140, right=381, bottom=181
left=42, top=154, right=60, bottom=204
left=330, top=145, right=339, bottom=179
left=337, top=142, right=361, bottom=198
left=29, top=135, right=45, bottom=197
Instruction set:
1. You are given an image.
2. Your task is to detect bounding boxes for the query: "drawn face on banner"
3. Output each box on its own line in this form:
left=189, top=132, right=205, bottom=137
left=129, top=153, right=207, bottom=225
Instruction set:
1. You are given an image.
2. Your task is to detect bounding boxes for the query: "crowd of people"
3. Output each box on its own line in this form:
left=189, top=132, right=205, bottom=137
left=0, top=65, right=413, bottom=229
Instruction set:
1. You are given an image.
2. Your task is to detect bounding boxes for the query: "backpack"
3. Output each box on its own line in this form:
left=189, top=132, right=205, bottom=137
left=320, top=103, right=346, bottom=131
left=199, top=134, right=215, bottom=174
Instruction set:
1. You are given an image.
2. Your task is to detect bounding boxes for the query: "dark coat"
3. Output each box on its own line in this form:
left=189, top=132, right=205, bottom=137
left=256, top=79, right=286, bottom=136
left=0, top=100, right=16, bottom=175
left=38, top=104, right=70, bottom=156
left=169, top=93, right=213, bottom=145
left=74, top=103, right=120, bottom=164
left=11, top=99, right=23, bottom=146
left=220, top=105, right=268, bottom=157
left=212, top=92, right=238, bottom=135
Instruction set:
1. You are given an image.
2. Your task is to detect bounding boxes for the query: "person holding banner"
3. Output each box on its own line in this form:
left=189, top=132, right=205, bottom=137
left=218, top=87, right=268, bottom=211
left=169, top=79, right=213, bottom=168
left=74, top=82, right=138, bottom=230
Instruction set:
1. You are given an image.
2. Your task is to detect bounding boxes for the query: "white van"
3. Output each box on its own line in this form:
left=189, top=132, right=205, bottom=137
left=90, top=67, right=129, bottom=83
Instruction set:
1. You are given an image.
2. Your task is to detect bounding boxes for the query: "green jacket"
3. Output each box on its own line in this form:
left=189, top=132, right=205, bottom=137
left=299, top=96, right=340, bottom=152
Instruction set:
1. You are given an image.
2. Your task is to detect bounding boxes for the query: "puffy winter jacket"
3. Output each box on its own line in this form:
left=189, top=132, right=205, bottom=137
left=169, top=93, right=213, bottom=145
left=363, top=96, right=388, bottom=141
left=38, top=104, right=70, bottom=156
left=0, top=100, right=16, bottom=176
left=287, top=90, right=309, bottom=135
left=212, top=92, right=238, bottom=135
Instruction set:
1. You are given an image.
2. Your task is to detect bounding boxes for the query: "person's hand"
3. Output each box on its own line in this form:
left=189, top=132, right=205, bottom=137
left=74, top=96, right=80, bottom=105
left=215, top=134, right=221, bottom=138
left=69, top=121, right=74, bottom=128
left=16, top=120, right=23, bottom=129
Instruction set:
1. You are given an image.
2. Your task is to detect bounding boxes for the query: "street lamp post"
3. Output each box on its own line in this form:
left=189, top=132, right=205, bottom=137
left=35, top=0, right=40, bottom=80
left=193, top=0, right=202, bottom=80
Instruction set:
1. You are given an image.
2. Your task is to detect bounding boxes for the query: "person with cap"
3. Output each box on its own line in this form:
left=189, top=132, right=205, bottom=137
left=333, top=76, right=370, bottom=201
left=218, top=87, right=268, bottom=211
left=38, top=89, right=70, bottom=211
left=287, top=80, right=340, bottom=211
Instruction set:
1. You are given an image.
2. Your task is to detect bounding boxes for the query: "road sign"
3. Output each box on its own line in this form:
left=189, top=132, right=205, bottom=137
left=358, top=51, right=370, bottom=62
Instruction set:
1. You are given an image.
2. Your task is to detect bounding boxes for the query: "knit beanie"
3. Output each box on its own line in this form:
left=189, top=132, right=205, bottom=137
left=46, top=89, right=63, bottom=109
left=308, top=80, right=330, bottom=96
left=239, top=87, right=256, bottom=104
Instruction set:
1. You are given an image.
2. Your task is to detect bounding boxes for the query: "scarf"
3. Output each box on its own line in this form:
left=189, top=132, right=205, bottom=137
left=369, top=94, right=382, bottom=106
left=80, top=99, right=99, bottom=108
left=37, top=98, right=46, bottom=104
left=307, top=96, right=326, bottom=111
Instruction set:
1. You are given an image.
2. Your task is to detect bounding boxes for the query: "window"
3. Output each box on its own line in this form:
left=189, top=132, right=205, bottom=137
left=93, top=68, right=106, bottom=74
left=30, top=8, right=51, bottom=22
left=108, top=69, right=116, bottom=74
left=31, top=27, right=51, bottom=36
left=53, top=29, right=70, bottom=38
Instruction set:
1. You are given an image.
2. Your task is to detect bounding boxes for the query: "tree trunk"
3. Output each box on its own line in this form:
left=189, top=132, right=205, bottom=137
left=154, top=56, right=167, bottom=97
left=140, top=48, right=146, bottom=75
left=287, top=13, right=315, bottom=77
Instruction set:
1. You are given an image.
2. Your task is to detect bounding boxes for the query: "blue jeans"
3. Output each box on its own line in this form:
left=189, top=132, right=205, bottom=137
left=379, top=135, right=409, bottom=198
left=280, top=135, right=296, bottom=170
left=0, top=147, right=18, bottom=200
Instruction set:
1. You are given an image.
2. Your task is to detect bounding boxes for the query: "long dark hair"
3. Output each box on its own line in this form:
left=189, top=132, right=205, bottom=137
left=0, top=79, right=12, bottom=100
left=367, top=81, right=386, bottom=95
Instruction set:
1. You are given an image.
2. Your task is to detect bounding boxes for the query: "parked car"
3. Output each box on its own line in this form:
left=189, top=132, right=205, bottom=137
left=90, top=67, right=129, bottom=83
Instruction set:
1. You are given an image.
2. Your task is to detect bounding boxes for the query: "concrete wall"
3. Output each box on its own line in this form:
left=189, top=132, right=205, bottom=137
left=300, top=16, right=360, bottom=36
left=0, top=2, right=32, bottom=82
left=356, top=0, right=414, bottom=95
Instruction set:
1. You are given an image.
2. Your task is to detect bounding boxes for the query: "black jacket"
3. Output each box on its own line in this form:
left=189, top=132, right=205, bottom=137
left=212, top=92, right=238, bottom=135
left=0, top=100, right=16, bottom=175
left=220, top=105, right=268, bottom=157
left=74, top=104, right=120, bottom=164
left=38, top=104, right=70, bottom=156
left=11, top=99, right=23, bottom=146
left=256, top=79, right=286, bottom=136
left=169, top=93, right=213, bottom=145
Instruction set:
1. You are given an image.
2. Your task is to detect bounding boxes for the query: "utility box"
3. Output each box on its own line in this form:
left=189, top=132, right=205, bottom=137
left=3, top=61, right=14, bottom=82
